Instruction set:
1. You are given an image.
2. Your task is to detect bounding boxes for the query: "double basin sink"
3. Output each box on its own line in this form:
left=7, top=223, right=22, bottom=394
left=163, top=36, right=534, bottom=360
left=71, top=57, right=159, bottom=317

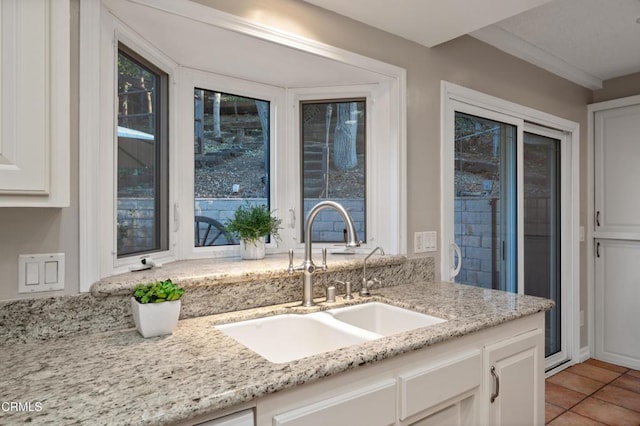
left=216, top=302, right=446, bottom=363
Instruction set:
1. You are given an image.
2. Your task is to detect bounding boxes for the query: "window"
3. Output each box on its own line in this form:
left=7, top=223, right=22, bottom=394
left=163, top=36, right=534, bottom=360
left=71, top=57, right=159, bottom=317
left=86, top=5, right=406, bottom=284
left=116, top=46, right=169, bottom=258
left=193, top=89, right=270, bottom=247
left=300, top=99, right=366, bottom=243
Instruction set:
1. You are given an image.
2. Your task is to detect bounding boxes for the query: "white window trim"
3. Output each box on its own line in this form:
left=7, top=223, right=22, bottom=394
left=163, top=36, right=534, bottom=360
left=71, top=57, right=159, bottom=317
left=80, top=0, right=406, bottom=289
left=177, top=68, right=285, bottom=259
left=286, top=85, right=400, bottom=253
left=97, top=9, right=180, bottom=277
left=440, top=81, right=580, bottom=372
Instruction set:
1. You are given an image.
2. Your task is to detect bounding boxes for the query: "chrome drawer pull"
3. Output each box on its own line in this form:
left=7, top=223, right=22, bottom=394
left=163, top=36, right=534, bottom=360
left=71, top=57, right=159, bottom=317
left=490, top=365, right=500, bottom=403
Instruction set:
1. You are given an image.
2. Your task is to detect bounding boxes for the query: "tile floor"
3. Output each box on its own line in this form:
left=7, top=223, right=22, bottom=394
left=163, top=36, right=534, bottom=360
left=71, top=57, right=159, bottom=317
left=546, top=358, right=640, bottom=425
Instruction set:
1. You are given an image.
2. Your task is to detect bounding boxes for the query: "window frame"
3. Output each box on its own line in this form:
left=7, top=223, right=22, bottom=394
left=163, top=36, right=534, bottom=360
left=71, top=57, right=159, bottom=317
left=286, top=85, right=399, bottom=253
left=116, top=43, right=170, bottom=259
left=299, top=97, right=368, bottom=244
left=176, top=67, right=285, bottom=259
left=97, top=12, right=180, bottom=276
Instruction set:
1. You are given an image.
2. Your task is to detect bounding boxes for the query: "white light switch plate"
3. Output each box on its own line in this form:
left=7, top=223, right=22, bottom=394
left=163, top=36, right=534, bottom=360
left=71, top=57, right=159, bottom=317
left=18, top=253, right=65, bottom=293
left=414, top=231, right=437, bottom=253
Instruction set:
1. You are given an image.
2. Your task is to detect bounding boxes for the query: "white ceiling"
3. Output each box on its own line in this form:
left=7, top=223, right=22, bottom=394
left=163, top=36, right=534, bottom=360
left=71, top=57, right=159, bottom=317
left=303, top=0, right=640, bottom=90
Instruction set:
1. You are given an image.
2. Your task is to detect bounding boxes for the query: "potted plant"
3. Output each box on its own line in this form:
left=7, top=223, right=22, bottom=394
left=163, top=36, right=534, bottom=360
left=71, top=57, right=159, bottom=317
left=226, top=203, right=282, bottom=260
left=131, top=279, right=185, bottom=338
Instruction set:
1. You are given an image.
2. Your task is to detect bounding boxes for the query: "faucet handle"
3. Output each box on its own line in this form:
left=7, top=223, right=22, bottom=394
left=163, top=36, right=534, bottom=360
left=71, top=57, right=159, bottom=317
left=287, top=249, right=296, bottom=274
left=318, top=248, right=328, bottom=271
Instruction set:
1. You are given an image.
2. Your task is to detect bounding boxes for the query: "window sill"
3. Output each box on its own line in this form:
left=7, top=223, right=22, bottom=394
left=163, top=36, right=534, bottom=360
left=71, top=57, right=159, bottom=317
left=90, top=253, right=407, bottom=298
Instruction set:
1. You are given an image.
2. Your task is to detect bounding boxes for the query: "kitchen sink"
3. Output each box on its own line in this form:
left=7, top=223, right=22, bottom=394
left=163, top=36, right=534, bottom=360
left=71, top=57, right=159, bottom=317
left=216, top=312, right=380, bottom=363
left=325, top=302, right=446, bottom=336
left=216, top=302, right=446, bottom=363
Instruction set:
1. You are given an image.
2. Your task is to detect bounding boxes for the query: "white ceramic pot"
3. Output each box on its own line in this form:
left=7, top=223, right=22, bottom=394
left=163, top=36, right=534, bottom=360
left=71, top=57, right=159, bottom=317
left=240, top=236, right=266, bottom=260
left=131, top=297, right=181, bottom=338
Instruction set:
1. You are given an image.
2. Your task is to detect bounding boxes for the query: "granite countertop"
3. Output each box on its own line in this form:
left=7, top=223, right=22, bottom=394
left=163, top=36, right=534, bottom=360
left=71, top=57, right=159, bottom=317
left=0, top=281, right=553, bottom=425
left=90, top=253, right=407, bottom=297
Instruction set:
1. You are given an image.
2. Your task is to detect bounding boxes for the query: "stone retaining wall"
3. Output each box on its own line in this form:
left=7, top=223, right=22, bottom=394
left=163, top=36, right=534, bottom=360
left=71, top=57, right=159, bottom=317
left=118, top=198, right=366, bottom=251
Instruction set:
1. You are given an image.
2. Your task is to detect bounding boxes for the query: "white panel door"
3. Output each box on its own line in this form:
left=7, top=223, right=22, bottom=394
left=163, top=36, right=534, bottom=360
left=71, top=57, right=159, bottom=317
left=0, top=0, right=49, bottom=193
left=594, top=104, right=640, bottom=238
left=593, top=99, right=640, bottom=369
left=595, top=239, right=640, bottom=369
left=484, top=329, right=544, bottom=426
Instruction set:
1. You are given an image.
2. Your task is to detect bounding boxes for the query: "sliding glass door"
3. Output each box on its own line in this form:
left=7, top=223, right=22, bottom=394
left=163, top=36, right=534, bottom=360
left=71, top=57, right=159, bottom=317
left=523, top=125, right=564, bottom=365
left=449, top=104, right=568, bottom=369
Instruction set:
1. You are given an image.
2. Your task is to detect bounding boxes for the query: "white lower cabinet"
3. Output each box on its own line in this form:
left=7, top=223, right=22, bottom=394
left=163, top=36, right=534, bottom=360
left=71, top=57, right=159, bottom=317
left=255, top=313, right=544, bottom=426
left=398, top=351, right=481, bottom=425
left=272, top=380, right=396, bottom=426
left=484, top=328, right=545, bottom=426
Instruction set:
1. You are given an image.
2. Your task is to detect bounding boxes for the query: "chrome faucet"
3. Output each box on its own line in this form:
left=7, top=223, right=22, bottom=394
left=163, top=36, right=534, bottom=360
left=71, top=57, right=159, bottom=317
left=360, top=246, right=384, bottom=297
left=288, top=201, right=360, bottom=307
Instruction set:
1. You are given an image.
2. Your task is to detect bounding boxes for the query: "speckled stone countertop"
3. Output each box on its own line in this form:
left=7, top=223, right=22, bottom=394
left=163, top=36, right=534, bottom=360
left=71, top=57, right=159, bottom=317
left=0, top=281, right=553, bottom=425
left=1, top=255, right=431, bottom=343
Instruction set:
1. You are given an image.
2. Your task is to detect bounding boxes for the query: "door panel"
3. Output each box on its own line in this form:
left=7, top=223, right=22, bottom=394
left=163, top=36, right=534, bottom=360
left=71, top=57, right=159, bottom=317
left=453, top=112, right=517, bottom=292
left=594, top=104, right=640, bottom=237
left=595, top=239, right=640, bottom=369
left=523, top=131, right=562, bottom=360
left=593, top=100, right=640, bottom=369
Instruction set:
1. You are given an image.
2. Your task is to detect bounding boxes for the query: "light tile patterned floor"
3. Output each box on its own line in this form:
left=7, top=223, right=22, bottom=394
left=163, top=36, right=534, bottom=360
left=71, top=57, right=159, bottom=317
left=546, top=359, right=640, bottom=425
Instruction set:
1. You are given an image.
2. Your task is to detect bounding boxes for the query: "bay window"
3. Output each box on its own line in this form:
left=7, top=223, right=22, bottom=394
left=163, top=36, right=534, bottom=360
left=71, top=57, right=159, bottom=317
left=85, top=3, right=405, bottom=285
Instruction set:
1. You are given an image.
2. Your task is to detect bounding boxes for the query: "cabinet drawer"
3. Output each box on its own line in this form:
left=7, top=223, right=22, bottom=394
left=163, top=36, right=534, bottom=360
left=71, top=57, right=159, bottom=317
left=272, top=379, right=396, bottom=426
left=399, top=351, right=481, bottom=420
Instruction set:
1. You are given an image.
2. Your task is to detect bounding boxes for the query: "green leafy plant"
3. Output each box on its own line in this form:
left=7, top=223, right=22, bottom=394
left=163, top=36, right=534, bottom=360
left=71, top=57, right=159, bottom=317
left=225, top=202, right=282, bottom=244
left=133, top=279, right=184, bottom=304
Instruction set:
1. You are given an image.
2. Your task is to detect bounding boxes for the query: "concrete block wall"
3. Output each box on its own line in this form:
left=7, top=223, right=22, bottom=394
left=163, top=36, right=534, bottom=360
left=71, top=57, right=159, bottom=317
left=454, top=197, right=498, bottom=289
left=118, top=198, right=365, bottom=249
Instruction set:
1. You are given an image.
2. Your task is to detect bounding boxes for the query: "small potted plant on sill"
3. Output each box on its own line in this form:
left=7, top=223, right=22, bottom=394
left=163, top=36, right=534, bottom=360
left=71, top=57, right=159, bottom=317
left=131, top=279, right=185, bottom=338
left=226, top=202, right=282, bottom=260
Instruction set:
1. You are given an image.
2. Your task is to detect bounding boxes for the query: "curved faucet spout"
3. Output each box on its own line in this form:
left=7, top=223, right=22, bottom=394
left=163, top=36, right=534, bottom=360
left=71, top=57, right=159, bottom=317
left=361, top=246, right=384, bottom=297
left=299, top=201, right=360, bottom=307
left=305, top=200, right=360, bottom=256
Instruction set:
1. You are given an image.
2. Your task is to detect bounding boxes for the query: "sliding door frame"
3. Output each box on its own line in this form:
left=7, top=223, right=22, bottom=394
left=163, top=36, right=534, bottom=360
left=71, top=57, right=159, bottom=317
left=440, top=81, right=580, bottom=374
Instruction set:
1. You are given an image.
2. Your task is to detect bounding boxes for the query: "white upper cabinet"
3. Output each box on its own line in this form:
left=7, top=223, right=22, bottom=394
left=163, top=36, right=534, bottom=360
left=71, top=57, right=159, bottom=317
left=0, top=0, right=69, bottom=207
left=594, top=101, right=640, bottom=238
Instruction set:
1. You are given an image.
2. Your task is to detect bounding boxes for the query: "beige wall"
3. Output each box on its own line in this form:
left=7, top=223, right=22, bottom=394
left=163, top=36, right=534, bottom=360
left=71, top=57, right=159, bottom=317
left=593, top=71, right=640, bottom=103
left=0, top=0, right=594, bottom=347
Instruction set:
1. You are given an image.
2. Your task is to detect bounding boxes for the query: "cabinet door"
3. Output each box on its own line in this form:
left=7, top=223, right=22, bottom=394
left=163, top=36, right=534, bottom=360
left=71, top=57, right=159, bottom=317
left=272, top=379, right=396, bottom=426
left=595, top=239, right=640, bottom=369
left=484, top=329, right=544, bottom=426
left=399, top=351, right=481, bottom=425
left=594, top=103, right=640, bottom=238
left=0, top=0, right=69, bottom=206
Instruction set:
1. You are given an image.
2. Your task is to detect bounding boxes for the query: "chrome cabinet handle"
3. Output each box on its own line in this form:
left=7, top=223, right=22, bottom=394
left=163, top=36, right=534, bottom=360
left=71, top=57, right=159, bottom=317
left=490, top=365, right=500, bottom=403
